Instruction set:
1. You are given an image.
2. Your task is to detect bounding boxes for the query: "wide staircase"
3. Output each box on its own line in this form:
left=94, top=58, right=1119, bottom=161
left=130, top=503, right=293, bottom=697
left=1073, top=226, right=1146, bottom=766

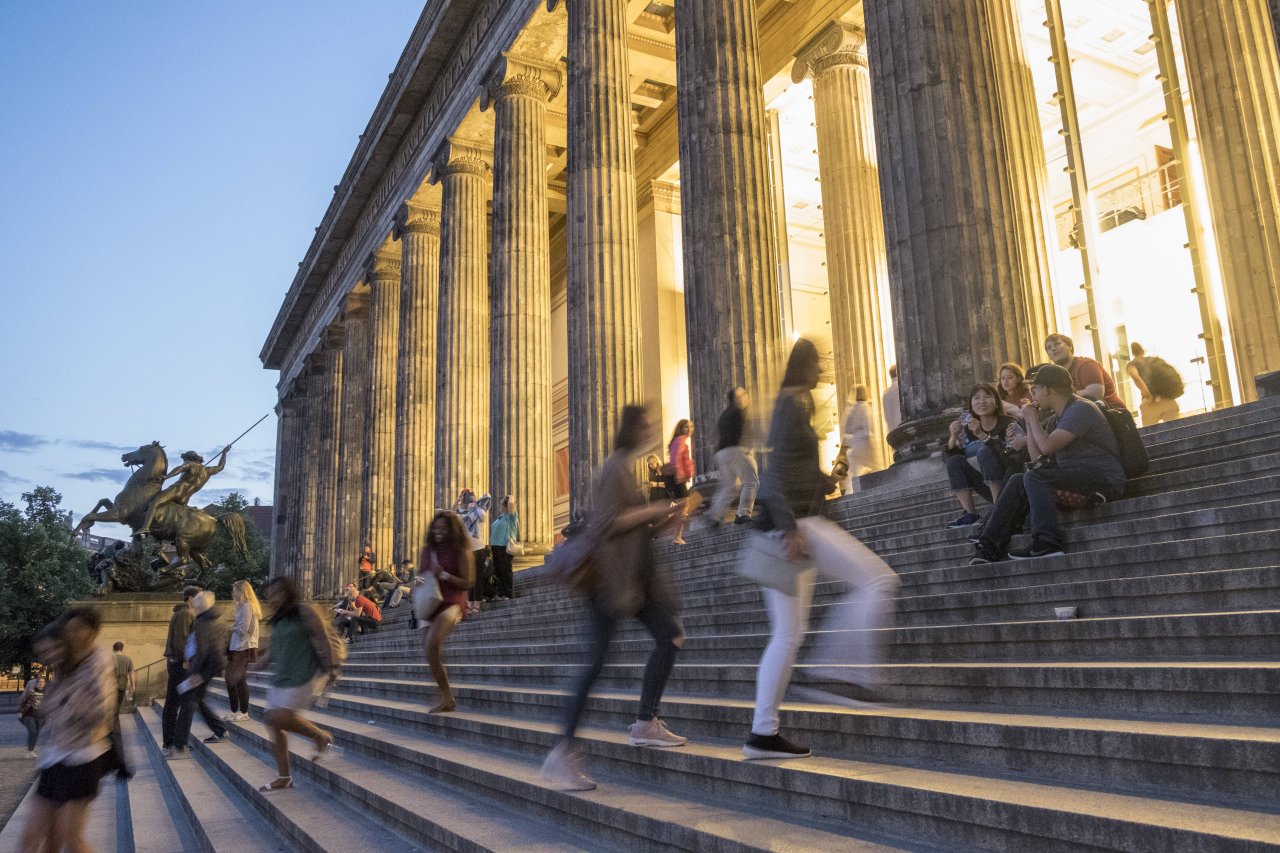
left=9, top=398, right=1280, bottom=851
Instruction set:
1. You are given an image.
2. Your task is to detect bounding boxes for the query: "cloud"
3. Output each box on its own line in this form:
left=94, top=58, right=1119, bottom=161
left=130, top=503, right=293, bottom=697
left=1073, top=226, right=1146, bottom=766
left=0, top=431, right=50, bottom=452
left=238, top=456, right=276, bottom=481
left=62, top=468, right=132, bottom=484
left=0, top=470, right=25, bottom=485
left=65, top=439, right=134, bottom=453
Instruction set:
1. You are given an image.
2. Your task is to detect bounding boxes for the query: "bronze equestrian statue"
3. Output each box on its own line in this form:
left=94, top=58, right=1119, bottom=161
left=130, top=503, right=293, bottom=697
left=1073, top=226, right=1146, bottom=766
left=72, top=442, right=247, bottom=588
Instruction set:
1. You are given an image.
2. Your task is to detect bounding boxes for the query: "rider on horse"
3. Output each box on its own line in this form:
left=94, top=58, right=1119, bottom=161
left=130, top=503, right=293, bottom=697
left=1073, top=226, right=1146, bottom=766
left=138, top=447, right=230, bottom=537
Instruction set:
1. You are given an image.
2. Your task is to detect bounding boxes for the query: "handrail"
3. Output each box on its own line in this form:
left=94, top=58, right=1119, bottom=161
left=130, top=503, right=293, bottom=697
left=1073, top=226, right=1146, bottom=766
left=132, top=656, right=169, bottom=706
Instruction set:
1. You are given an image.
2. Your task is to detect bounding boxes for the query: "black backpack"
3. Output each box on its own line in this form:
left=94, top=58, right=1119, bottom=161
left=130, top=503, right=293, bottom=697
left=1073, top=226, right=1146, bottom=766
left=1095, top=401, right=1149, bottom=478
left=1144, top=357, right=1184, bottom=399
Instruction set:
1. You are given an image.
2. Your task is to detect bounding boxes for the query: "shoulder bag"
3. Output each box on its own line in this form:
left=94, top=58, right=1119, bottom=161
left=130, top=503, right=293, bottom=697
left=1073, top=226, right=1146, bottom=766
left=737, top=531, right=809, bottom=596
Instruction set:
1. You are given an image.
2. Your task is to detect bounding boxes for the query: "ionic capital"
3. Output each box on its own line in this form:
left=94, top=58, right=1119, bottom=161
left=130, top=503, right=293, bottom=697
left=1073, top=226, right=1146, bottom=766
left=792, top=21, right=867, bottom=83
left=482, top=53, right=563, bottom=109
left=394, top=202, right=442, bottom=238
left=429, top=136, right=492, bottom=183
left=365, top=248, right=402, bottom=285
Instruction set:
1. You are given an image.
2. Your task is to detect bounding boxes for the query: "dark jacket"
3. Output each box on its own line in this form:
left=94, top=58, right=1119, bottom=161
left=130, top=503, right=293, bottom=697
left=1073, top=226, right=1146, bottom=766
left=756, top=388, right=832, bottom=533
left=188, top=609, right=228, bottom=683
left=716, top=404, right=745, bottom=451
left=163, top=602, right=194, bottom=661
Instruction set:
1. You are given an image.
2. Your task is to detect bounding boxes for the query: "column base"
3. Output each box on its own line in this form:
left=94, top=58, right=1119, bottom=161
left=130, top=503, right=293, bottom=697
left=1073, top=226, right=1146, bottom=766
left=886, top=410, right=958, bottom=464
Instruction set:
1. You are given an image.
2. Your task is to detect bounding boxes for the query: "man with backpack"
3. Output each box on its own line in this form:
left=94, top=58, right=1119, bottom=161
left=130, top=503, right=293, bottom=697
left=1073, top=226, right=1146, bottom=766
left=970, top=364, right=1127, bottom=563
left=1127, top=342, right=1183, bottom=426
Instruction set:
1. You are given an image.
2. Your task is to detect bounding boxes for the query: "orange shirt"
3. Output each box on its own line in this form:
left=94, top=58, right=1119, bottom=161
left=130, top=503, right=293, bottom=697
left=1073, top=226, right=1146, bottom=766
left=1068, top=356, right=1124, bottom=408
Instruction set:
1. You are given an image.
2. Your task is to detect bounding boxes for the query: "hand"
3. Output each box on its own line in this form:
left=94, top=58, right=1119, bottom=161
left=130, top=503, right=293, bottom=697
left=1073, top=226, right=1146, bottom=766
left=1007, top=434, right=1028, bottom=452
left=948, top=420, right=963, bottom=439
left=1020, top=402, right=1039, bottom=421
left=782, top=529, right=807, bottom=561
left=222, top=446, right=231, bottom=455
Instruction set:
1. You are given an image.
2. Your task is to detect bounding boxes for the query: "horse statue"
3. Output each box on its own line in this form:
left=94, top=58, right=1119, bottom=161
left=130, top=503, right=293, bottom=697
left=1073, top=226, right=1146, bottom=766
left=72, top=441, right=247, bottom=588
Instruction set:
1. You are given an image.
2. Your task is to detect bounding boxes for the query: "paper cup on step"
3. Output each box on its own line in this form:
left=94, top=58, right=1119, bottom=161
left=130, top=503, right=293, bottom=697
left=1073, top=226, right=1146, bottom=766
left=1054, top=606, right=1078, bottom=620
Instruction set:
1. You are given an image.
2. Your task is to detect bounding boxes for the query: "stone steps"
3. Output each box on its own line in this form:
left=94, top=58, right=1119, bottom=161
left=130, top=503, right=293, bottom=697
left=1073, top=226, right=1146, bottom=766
left=211, top=682, right=1280, bottom=852
left=120, top=714, right=196, bottom=853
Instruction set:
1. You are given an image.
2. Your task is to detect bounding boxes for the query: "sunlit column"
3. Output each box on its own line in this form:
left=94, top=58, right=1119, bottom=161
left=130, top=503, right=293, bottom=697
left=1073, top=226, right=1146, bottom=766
left=362, top=250, right=401, bottom=571
left=335, top=291, right=370, bottom=582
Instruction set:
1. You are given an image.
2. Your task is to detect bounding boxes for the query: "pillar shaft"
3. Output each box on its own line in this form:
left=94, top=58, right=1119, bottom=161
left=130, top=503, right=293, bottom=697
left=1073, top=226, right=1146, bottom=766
left=336, top=293, right=370, bottom=583
left=315, top=325, right=344, bottom=594
left=488, top=56, right=560, bottom=551
left=795, top=22, right=890, bottom=470
left=271, top=393, right=302, bottom=581
left=566, top=0, right=644, bottom=514
left=676, top=0, right=784, bottom=471
left=1177, top=0, right=1280, bottom=397
left=433, top=141, right=492, bottom=508
left=864, top=0, right=1046, bottom=454
left=297, top=360, right=323, bottom=596
left=394, top=205, right=442, bottom=565
left=363, top=253, right=401, bottom=571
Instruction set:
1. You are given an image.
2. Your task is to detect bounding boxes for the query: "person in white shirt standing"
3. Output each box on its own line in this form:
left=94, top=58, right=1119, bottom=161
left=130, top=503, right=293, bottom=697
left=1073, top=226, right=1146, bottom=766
left=224, top=580, right=261, bottom=722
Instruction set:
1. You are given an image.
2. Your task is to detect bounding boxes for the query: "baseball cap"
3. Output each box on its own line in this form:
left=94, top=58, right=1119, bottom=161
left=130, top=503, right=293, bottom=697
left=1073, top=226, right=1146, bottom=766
left=1032, top=363, right=1074, bottom=392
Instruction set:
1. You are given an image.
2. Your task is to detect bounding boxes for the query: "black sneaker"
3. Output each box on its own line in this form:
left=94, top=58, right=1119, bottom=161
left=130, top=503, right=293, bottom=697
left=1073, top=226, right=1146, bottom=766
left=734, top=515, right=752, bottom=525
left=202, top=733, right=227, bottom=744
left=743, top=732, right=811, bottom=760
left=969, top=543, right=1001, bottom=565
left=1009, top=540, right=1065, bottom=560
left=947, top=512, right=980, bottom=529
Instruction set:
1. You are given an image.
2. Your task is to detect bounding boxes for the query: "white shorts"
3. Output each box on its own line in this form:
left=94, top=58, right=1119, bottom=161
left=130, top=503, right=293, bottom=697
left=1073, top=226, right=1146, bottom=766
left=264, top=676, right=326, bottom=711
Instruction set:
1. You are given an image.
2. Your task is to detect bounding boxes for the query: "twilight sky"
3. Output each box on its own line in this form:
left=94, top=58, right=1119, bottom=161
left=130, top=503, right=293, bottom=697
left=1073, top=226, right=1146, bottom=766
left=0, top=2, right=423, bottom=539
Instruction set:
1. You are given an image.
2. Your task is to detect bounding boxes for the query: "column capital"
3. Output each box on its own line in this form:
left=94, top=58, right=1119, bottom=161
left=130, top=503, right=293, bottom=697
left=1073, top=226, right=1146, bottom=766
left=394, top=201, right=442, bottom=238
left=636, top=179, right=681, bottom=215
left=792, top=20, right=867, bottom=83
left=482, top=53, right=563, bottom=109
left=365, top=247, right=402, bottom=284
left=342, top=289, right=370, bottom=321
left=304, top=349, right=328, bottom=376
left=429, top=136, right=492, bottom=183
left=322, top=321, right=345, bottom=351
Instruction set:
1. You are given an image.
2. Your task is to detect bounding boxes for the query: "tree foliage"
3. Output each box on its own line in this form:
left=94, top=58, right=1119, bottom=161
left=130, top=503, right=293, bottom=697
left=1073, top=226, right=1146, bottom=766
left=199, top=491, right=269, bottom=599
left=0, top=487, right=92, bottom=678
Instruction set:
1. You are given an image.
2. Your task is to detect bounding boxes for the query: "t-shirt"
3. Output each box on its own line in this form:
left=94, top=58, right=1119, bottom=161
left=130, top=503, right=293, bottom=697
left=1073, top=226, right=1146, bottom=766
left=490, top=512, right=519, bottom=547
left=269, top=614, right=322, bottom=688
left=353, top=594, right=382, bottom=622
left=1051, top=398, right=1125, bottom=487
left=1068, top=357, right=1124, bottom=408
left=113, top=652, right=133, bottom=692
left=716, top=405, right=745, bottom=451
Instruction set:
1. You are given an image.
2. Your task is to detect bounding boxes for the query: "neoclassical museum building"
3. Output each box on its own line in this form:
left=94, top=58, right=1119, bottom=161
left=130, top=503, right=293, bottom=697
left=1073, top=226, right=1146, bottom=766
left=263, top=0, right=1280, bottom=594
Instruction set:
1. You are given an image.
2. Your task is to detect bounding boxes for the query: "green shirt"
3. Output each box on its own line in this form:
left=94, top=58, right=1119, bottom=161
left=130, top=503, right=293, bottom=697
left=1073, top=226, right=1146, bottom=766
left=269, top=615, right=321, bottom=688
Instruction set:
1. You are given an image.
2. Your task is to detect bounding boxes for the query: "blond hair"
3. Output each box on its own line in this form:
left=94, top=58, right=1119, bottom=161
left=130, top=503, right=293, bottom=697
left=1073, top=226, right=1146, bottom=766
left=233, top=580, right=262, bottom=621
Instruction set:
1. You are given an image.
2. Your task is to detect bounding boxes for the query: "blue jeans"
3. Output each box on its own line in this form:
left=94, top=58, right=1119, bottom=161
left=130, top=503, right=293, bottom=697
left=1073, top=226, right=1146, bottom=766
left=980, top=468, right=1123, bottom=552
left=945, top=445, right=1005, bottom=502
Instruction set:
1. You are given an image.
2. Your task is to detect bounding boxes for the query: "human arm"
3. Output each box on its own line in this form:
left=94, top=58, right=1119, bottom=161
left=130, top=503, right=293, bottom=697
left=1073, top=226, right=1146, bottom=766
left=1021, top=403, right=1077, bottom=457
left=1072, top=360, right=1106, bottom=402
left=1127, top=363, right=1151, bottom=400
left=205, top=447, right=230, bottom=476
left=438, top=548, right=475, bottom=590
left=162, top=463, right=189, bottom=481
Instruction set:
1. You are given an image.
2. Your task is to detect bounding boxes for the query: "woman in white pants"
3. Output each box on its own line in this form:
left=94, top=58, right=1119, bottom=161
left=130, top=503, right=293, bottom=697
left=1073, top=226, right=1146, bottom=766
left=743, top=339, right=901, bottom=761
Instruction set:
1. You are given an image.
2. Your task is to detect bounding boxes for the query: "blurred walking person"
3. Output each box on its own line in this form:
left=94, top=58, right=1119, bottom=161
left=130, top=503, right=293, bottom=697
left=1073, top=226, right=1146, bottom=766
left=223, top=580, right=261, bottom=722
left=19, top=607, right=115, bottom=853
left=542, top=404, right=692, bottom=791
left=19, top=633, right=57, bottom=759
left=160, top=586, right=198, bottom=757
left=839, top=384, right=876, bottom=493
left=706, top=387, right=759, bottom=527
left=109, top=641, right=134, bottom=779
left=666, top=419, right=696, bottom=544
left=173, top=591, right=228, bottom=751
left=418, top=511, right=475, bottom=713
left=254, top=577, right=338, bottom=792
left=742, top=339, right=901, bottom=761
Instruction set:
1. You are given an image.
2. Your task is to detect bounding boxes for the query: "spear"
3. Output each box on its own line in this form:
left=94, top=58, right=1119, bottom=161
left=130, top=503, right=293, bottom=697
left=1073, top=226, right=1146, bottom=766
left=210, top=413, right=271, bottom=457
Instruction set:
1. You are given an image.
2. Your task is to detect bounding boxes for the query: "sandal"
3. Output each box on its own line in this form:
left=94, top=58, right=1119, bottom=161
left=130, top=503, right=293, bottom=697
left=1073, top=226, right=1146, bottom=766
left=311, top=732, right=333, bottom=760
left=258, top=776, right=293, bottom=792
left=429, top=700, right=457, bottom=714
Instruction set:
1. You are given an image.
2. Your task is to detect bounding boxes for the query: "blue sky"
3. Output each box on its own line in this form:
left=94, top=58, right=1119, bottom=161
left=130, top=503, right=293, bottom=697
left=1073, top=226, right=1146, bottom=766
left=0, top=2, right=423, bottom=538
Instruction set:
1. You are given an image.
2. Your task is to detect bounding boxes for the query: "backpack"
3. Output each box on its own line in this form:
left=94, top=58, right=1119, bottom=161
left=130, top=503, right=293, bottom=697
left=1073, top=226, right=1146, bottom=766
left=1095, top=402, right=1149, bottom=478
left=1144, top=357, right=1184, bottom=399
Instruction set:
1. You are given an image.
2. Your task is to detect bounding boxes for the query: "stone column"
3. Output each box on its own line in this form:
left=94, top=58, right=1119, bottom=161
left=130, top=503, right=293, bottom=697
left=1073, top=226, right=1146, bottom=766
left=1176, top=0, right=1280, bottom=398
left=864, top=0, right=1047, bottom=457
left=297, top=355, right=324, bottom=596
left=314, top=324, right=344, bottom=594
left=432, top=138, right=492, bottom=509
left=363, top=251, right=401, bottom=571
left=270, top=389, right=302, bottom=581
left=565, top=0, right=644, bottom=514
left=486, top=55, right=561, bottom=552
left=336, top=291, right=370, bottom=583
left=676, top=0, right=785, bottom=472
left=393, top=203, right=442, bottom=565
left=794, top=21, right=890, bottom=471
left=280, top=381, right=308, bottom=584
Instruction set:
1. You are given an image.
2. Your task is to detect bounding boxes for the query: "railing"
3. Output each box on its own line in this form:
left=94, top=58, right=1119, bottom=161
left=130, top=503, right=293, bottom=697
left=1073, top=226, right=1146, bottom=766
left=133, top=657, right=169, bottom=707
left=1055, top=162, right=1183, bottom=250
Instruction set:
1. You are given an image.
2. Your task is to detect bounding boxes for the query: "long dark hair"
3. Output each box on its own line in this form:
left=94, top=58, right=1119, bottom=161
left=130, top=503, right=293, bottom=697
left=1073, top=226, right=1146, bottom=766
left=965, top=382, right=1002, bottom=422
left=424, top=510, right=469, bottom=558
left=997, top=362, right=1031, bottom=404
left=266, top=576, right=303, bottom=624
left=669, top=419, right=691, bottom=447
left=780, top=338, right=821, bottom=390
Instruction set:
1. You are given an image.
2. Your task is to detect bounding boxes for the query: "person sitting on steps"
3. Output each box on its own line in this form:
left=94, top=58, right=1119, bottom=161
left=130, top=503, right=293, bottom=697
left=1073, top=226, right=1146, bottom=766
left=944, top=382, right=1018, bottom=529
left=971, top=363, right=1126, bottom=564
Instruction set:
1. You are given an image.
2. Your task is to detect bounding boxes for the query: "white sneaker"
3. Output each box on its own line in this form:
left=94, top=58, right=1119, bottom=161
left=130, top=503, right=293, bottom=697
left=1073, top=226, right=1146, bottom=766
left=220, top=712, right=237, bottom=722
left=26, top=750, right=37, bottom=759
left=540, top=742, right=596, bottom=791
left=627, top=718, right=688, bottom=747
left=235, top=712, right=251, bottom=721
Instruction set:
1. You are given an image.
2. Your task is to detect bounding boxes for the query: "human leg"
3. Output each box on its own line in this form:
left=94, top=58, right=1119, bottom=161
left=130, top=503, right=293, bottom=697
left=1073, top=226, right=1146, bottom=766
left=1022, top=467, right=1120, bottom=551
left=51, top=797, right=94, bottom=853
left=22, top=716, right=40, bottom=752
left=736, top=449, right=759, bottom=517
left=976, top=473, right=1030, bottom=557
left=193, top=683, right=226, bottom=739
left=633, top=596, right=685, bottom=723
left=560, top=601, right=617, bottom=741
left=751, top=572, right=815, bottom=737
left=946, top=454, right=984, bottom=515
left=974, top=445, right=1005, bottom=502
left=161, top=659, right=184, bottom=748
left=799, top=517, right=901, bottom=686
left=422, top=605, right=463, bottom=712
left=173, top=683, right=199, bottom=749
left=492, top=549, right=514, bottom=598
left=18, top=794, right=57, bottom=853
left=707, top=447, right=737, bottom=521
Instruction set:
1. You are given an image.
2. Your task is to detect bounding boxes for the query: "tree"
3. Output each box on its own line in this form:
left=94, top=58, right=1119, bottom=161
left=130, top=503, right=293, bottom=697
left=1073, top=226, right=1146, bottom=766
left=0, top=487, right=92, bottom=679
left=200, top=491, right=269, bottom=598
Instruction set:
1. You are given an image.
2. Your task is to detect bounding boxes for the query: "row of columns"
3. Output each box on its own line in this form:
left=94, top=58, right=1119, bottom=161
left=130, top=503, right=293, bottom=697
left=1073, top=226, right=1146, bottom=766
left=274, top=0, right=1280, bottom=589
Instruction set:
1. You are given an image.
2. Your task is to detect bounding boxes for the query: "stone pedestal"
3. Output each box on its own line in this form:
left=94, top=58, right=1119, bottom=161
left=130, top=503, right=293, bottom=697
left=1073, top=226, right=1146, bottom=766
left=675, top=0, right=785, bottom=472
left=794, top=21, right=890, bottom=471
left=336, top=292, right=371, bottom=585
left=487, top=55, right=561, bottom=552
left=363, top=251, right=401, bottom=571
left=393, top=204, right=442, bottom=565
left=565, top=0, right=643, bottom=514
left=1177, top=0, right=1280, bottom=400
left=432, top=139, right=492, bottom=509
left=864, top=0, right=1050, bottom=456
left=314, top=325, right=344, bottom=594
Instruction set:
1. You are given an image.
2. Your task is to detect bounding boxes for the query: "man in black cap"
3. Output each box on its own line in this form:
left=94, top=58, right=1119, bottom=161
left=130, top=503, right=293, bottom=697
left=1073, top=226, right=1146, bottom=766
left=971, top=363, right=1126, bottom=563
left=161, top=585, right=201, bottom=757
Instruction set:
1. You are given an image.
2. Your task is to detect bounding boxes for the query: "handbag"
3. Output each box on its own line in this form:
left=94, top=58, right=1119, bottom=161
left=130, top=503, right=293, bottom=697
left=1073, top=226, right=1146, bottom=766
left=737, top=531, right=808, bottom=596
left=544, top=525, right=600, bottom=595
left=506, top=539, right=525, bottom=557
left=411, top=574, right=444, bottom=623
